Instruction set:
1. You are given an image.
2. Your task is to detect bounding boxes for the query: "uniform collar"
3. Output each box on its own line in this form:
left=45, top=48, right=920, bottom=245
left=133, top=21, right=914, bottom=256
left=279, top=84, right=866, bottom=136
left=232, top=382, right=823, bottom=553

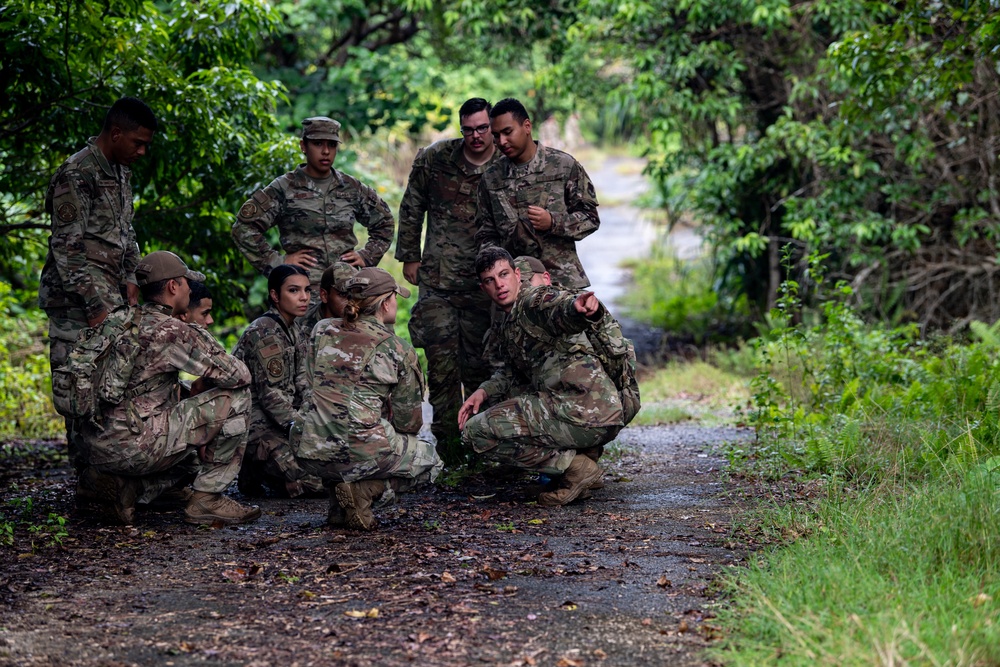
left=293, top=164, right=343, bottom=190
left=87, top=136, right=122, bottom=179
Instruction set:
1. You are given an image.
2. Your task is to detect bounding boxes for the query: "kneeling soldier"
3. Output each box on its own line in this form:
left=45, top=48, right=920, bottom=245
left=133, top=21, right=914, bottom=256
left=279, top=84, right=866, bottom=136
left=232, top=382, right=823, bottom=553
left=291, top=267, right=442, bottom=530
left=459, top=248, right=623, bottom=506
left=90, top=251, right=261, bottom=525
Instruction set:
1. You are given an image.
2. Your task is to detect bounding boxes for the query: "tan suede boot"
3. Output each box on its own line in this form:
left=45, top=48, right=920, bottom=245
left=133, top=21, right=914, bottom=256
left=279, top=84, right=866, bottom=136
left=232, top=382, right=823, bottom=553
left=334, top=480, right=386, bottom=531
left=184, top=491, right=261, bottom=525
left=537, top=455, right=603, bottom=507
left=86, top=471, right=140, bottom=525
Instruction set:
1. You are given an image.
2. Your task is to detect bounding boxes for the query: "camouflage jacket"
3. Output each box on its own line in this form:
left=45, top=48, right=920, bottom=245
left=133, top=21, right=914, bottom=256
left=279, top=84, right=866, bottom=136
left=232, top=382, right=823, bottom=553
left=94, top=302, right=251, bottom=464
left=291, top=316, right=425, bottom=463
left=232, top=308, right=309, bottom=434
left=231, top=165, right=395, bottom=286
left=395, top=138, right=498, bottom=291
left=479, top=285, right=623, bottom=428
left=38, top=138, right=140, bottom=320
left=474, top=143, right=599, bottom=288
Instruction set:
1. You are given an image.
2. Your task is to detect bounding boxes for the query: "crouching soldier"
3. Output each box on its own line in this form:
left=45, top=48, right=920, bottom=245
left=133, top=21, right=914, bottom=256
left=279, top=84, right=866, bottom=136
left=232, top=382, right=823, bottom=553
left=291, top=267, right=442, bottom=530
left=459, top=247, right=627, bottom=506
left=232, top=265, right=323, bottom=497
left=89, top=251, right=261, bottom=525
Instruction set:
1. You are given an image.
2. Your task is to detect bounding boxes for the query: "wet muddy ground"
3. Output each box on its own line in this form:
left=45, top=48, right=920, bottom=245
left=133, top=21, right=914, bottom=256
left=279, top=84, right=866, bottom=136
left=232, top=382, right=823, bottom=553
left=0, top=424, right=752, bottom=667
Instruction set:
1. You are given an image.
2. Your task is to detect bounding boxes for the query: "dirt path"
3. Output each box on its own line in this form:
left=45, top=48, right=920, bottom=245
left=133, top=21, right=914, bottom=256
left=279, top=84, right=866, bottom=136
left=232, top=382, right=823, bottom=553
left=0, top=424, right=750, bottom=666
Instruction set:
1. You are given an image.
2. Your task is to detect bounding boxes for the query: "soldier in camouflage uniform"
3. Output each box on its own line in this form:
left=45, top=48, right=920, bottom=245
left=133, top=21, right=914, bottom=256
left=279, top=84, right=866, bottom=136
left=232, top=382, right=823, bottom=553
left=177, top=280, right=214, bottom=327
left=318, top=261, right=357, bottom=320
left=90, top=251, right=261, bottom=526
left=39, top=97, right=157, bottom=473
left=475, top=98, right=600, bottom=289
left=459, top=248, right=621, bottom=506
left=395, top=98, right=499, bottom=463
left=232, top=265, right=323, bottom=498
left=231, top=117, right=395, bottom=335
left=291, top=267, right=442, bottom=530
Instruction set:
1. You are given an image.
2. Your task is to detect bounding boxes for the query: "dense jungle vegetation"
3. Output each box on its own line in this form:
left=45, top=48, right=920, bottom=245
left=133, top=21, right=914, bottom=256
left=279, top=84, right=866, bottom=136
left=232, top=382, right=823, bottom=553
left=3, top=0, right=1000, bottom=662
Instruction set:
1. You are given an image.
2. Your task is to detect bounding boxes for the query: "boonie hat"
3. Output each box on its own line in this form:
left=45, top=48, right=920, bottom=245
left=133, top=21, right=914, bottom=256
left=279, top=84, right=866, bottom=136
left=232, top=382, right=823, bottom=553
left=321, top=261, right=358, bottom=294
left=344, top=267, right=411, bottom=299
left=135, top=251, right=205, bottom=286
left=301, top=116, right=342, bottom=143
left=513, top=255, right=547, bottom=281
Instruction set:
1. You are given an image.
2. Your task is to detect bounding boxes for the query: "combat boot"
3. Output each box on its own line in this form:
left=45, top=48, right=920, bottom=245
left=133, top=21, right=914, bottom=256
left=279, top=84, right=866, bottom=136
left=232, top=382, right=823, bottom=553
left=334, top=479, right=386, bottom=531
left=537, top=455, right=602, bottom=507
left=85, top=470, right=140, bottom=524
left=184, top=491, right=262, bottom=525
left=327, top=488, right=346, bottom=527
left=579, top=447, right=605, bottom=489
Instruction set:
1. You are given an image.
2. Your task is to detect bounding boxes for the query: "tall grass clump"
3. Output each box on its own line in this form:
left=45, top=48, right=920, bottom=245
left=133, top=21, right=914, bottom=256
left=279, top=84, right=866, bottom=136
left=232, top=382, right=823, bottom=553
left=717, top=253, right=1000, bottom=664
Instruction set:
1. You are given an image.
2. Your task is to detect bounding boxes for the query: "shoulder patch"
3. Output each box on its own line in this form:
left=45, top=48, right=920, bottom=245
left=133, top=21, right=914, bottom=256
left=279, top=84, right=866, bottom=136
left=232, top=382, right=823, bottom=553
left=56, top=202, right=78, bottom=222
left=266, top=357, right=284, bottom=379
left=239, top=202, right=258, bottom=219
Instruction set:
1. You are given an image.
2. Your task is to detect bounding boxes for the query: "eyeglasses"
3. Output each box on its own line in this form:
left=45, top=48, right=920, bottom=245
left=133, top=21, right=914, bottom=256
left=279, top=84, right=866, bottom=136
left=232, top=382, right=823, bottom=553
left=460, top=124, right=490, bottom=137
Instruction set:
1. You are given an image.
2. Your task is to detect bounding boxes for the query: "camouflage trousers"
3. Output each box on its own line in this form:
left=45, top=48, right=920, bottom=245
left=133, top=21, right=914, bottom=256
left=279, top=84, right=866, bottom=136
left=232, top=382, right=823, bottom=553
left=462, top=394, right=620, bottom=475
left=46, top=308, right=91, bottom=472
left=408, top=286, right=491, bottom=445
left=244, top=422, right=324, bottom=497
left=91, top=386, right=251, bottom=494
left=298, top=431, right=443, bottom=493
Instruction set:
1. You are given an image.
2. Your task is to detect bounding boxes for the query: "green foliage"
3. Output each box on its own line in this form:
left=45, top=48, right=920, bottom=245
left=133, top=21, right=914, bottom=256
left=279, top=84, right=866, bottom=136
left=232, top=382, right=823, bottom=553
left=720, top=267, right=1000, bottom=662
left=1, top=492, right=69, bottom=551
left=713, top=470, right=1000, bottom=664
left=622, top=241, right=750, bottom=340
left=0, top=283, right=63, bottom=440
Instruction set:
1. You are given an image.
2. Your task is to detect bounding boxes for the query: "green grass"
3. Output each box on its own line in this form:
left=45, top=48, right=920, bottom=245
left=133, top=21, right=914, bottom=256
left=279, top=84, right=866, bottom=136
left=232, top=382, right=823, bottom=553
left=713, top=463, right=1000, bottom=665
left=634, top=359, right=752, bottom=425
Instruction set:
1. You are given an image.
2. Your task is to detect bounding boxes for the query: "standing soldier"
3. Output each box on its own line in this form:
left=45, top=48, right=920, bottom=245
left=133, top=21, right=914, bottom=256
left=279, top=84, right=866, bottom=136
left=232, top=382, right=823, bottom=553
left=395, top=98, right=499, bottom=464
left=232, top=116, right=395, bottom=334
left=89, top=251, right=261, bottom=526
left=39, top=96, right=156, bottom=473
left=475, top=98, right=600, bottom=289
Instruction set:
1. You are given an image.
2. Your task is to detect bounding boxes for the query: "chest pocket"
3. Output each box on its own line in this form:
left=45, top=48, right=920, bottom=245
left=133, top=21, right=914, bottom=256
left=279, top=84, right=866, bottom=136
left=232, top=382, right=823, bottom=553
left=512, top=174, right=566, bottom=217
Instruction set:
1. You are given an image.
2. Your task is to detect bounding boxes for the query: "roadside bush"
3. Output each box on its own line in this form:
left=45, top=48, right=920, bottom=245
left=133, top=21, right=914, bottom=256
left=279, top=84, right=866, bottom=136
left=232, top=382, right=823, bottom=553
left=0, top=283, right=62, bottom=440
left=718, top=259, right=1000, bottom=663
left=621, top=242, right=750, bottom=342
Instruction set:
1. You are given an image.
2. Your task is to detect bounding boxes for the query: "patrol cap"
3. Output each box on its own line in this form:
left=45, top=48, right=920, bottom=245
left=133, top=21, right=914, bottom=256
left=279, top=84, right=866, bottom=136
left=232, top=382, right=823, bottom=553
left=321, top=261, right=358, bottom=294
left=135, top=251, right=206, bottom=286
left=513, top=255, right=547, bottom=281
left=301, top=116, right=342, bottom=142
left=344, top=267, right=411, bottom=299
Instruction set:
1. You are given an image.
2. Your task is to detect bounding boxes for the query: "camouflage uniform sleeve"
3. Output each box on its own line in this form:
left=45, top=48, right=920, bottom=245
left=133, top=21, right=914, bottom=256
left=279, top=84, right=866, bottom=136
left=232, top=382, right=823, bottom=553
left=474, top=177, right=501, bottom=249
left=477, top=364, right=514, bottom=400
left=394, top=148, right=430, bottom=263
left=293, top=328, right=310, bottom=410
left=388, top=339, right=425, bottom=434
left=355, top=184, right=395, bottom=267
left=240, top=325, right=299, bottom=429
left=524, top=285, right=603, bottom=338
left=166, top=323, right=251, bottom=388
left=231, top=182, right=286, bottom=275
left=548, top=161, right=600, bottom=241
left=46, top=166, right=110, bottom=320
left=122, top=223, right=140, bottom=286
